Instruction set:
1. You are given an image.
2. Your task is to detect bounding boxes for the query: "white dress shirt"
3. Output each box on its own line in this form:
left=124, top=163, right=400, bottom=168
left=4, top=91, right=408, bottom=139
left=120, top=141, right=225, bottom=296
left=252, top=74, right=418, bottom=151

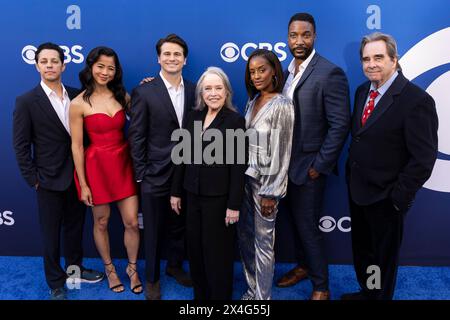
left=282, top=49, right=316, bottom=100
left=40, top=81, right=71, bottom=134
left=160, top=71, right=185, bottom=128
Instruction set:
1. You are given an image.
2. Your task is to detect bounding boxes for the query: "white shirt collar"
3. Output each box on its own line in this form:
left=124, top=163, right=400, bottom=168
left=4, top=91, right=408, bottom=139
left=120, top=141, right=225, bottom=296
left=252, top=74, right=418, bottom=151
left=369, top=71, right=399, bottom=96
left=40, top=80, right=68, bottom=98
left=287, top=49, right=316, bottom=75
left=159, top=71, right=184, bottom=91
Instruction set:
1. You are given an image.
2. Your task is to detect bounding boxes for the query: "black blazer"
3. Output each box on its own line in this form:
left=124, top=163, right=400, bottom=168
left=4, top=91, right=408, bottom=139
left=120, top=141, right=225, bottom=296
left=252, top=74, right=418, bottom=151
left=286, top=53, right=351, bottom=186
left=171, top=108, right=247, bottom=210
left=12, top=84, right=80, bottom=191
left=347, top=72, right=438, bottom=211
left=128, top=76, right=196, bottom=194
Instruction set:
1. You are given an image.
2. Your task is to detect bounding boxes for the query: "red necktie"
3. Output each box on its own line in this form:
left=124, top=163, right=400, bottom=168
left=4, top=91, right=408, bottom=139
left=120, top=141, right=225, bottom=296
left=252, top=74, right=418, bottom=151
left=361, top=90, right=379, bottom=126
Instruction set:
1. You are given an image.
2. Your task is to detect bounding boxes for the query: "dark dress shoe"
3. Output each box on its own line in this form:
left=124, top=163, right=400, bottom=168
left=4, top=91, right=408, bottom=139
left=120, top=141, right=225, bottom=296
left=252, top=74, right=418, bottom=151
left=166, top=266, right=193, bottom=287
left=50, top=287, right=67, bottom=300
left=276, top=265, right=308, bottom=287
left=340, top=291, right=368, bottom=300
left=310, top=290, right=330, bottom=300
left=145, top=281, right=161, bottom=300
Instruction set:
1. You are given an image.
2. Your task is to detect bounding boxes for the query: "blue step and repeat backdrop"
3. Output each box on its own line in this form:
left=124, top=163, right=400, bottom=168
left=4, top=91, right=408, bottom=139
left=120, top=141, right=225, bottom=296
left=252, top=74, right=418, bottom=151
left=0, top=0, right=449, bottom=265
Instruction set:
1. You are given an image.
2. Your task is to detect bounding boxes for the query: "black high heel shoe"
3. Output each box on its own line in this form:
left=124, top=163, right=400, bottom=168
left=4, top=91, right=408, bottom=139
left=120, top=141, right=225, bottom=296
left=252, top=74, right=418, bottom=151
left=104, top=262, right=125, bottom=293
left=126, top=261, right=143, bottom=294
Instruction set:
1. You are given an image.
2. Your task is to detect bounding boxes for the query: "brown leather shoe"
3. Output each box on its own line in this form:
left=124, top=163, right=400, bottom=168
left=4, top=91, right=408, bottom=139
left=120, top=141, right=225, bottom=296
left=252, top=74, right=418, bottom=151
left=166, top=266, right=193, bottom=287
left=310, top=290, right=330, bottom=300
left=145, top=281, right=161, bottom=300
left=276, top=265, right=308, bottom=287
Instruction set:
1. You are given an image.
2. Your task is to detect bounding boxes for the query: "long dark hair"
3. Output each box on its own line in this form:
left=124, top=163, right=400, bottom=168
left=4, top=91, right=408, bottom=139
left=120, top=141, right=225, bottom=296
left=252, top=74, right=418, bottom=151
left=79, top=46, right=128, bottom=108
left=244, top=49, right=284, bottom=100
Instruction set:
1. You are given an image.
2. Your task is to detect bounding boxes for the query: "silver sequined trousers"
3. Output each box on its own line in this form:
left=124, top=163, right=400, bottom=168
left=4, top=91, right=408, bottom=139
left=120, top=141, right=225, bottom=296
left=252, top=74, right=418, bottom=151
left=238, top=177, right=278, bottom=300
left=238, top=94, right=294, bottom=300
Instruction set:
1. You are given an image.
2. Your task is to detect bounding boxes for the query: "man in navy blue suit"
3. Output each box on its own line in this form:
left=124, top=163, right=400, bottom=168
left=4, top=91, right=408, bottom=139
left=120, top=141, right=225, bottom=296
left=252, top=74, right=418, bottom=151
left=128, top=34, right=195, bottom=300
left=276, top=13, right=351, bottom=300
left=12, top=42, right=104, bottom=300
left=342, top=32, right=438, bottom=300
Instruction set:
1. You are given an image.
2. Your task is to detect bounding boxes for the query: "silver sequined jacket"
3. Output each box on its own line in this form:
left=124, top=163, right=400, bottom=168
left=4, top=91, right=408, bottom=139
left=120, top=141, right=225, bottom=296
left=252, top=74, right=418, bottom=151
left=244, top=93, right=295, bottom=199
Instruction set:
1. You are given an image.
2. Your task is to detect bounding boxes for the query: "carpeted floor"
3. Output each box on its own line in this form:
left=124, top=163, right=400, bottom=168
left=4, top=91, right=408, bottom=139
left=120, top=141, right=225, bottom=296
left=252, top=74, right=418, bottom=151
left=0, top=256, right=449, bottom=300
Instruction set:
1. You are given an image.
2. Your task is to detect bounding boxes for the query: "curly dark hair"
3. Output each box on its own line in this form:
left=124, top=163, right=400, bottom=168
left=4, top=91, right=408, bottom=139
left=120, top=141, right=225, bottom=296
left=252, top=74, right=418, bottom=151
left=79, top=46, right=128, bottom=108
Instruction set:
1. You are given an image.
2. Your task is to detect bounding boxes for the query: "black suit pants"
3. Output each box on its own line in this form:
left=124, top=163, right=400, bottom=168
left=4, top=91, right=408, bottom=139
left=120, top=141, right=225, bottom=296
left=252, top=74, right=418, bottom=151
left=186, top=192, right=236, bottom=300
left=349, top=196, right=404, bottom=300
left=141, top=190, right=186, bottom=283
left=36, top=181, right=86, bottom=289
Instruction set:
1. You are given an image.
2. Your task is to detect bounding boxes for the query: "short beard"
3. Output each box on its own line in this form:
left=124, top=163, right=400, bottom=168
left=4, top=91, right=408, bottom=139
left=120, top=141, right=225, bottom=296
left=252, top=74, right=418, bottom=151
left=290, top=46, right=313, bottom=61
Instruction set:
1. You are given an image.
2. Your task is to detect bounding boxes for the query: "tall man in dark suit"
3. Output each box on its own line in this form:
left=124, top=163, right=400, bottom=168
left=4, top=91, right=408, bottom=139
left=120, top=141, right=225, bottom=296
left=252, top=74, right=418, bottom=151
left=12, top=42, right=104, bottom=300
left=276, top=13, right=351, bottom=300
left=342, top=32, right=438, bottom=300
left=128, top=34, right=195, bottom=300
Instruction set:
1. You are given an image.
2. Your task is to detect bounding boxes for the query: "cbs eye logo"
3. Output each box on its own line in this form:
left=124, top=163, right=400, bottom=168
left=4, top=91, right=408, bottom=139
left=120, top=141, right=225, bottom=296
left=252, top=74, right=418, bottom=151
left=399, top=27, right=450, bottom=193
left=22, top=45, right=37, bottom=64
left=220, top=42, right=240, bottom=63
left=220, top=41, right=287, bottom=63
left=318, top=216, right=351, bottom=233
left=21, top=44, right=84, bottom=65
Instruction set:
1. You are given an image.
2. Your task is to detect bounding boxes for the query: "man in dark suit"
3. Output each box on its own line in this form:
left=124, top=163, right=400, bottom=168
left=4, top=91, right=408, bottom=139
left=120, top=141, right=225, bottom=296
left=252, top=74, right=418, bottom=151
left=128, top=34, right=195, bottom=300
left=342, top=32, right=438, bottom=300
left=12, top=42, right=104, bottom=300
left=276, top=13, right=351, bottom=300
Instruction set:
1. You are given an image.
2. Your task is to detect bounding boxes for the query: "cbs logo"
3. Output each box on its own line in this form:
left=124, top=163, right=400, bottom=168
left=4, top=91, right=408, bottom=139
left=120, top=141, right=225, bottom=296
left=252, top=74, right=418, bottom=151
left=0, top=211, right=15, bottom=226
left=318, top=216, right=351, bottom=233
left=220, top=42, right=287, bottom=63
left=400, top=27, right=450, bottom=193
left=22, top=45, right=84, bottom=65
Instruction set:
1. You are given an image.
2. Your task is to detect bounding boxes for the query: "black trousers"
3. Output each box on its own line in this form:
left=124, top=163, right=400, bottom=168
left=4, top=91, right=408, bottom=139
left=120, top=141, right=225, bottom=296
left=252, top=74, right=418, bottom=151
left=141, top=190, right=186, bottom=283
left=36, top=182, right=86, bottom=290
left=186, top=192, right=236, bottom=300
left=287, top=176, right=329, bottom=291
left=349, top=196, right=404, bottom=300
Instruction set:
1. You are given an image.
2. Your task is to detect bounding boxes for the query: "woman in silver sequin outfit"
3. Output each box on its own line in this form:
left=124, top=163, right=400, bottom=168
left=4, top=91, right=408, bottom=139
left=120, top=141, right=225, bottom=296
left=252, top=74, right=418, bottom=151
left=238, top=49, right=295, bottom=300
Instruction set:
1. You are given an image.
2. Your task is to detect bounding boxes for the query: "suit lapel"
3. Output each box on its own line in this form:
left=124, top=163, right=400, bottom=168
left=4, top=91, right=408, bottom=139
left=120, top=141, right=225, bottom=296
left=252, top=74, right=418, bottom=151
left=154, top=76, right=180, bottom=127
left=356, top=73, right=408, bottom=134
left=353, top=83, right=370, bottom=133
left=34, top=85, right=69, bottom=135
left=182, top=79, right=193, bottom=127
left=293, top=53, right=319, bottom=92
left=207, top=108, right=226, bottom=130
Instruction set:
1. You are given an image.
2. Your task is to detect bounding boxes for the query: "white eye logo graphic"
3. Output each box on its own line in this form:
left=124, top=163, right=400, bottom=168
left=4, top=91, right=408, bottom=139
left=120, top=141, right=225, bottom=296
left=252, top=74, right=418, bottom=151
left=220, top=42, right=240, bottom=63
left=22, top=45, right=37, bottom=64
left=400, top=27, right=450, bottom=193
left=319, top=216, right=351, bottom=233
left=319, top=216, right=336, bottom=232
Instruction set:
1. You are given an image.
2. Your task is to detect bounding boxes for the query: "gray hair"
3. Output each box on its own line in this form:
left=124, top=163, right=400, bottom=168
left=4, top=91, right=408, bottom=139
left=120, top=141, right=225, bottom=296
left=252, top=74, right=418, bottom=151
left=195, top=66, right=236, bottom=111
left=359, top=32, right=401, bottom=71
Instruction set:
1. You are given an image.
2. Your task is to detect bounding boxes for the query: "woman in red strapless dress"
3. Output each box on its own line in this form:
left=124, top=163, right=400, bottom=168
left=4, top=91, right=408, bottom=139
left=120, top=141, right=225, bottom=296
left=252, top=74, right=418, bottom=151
left=69, top=46, right=142, bottom=294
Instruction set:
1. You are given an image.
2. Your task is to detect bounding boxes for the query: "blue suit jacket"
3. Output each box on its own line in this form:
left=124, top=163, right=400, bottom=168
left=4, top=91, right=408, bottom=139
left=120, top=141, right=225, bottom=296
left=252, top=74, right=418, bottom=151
left=128, top=76, right=196, bottom=195
left=287, top=53, right=351, bottom=186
